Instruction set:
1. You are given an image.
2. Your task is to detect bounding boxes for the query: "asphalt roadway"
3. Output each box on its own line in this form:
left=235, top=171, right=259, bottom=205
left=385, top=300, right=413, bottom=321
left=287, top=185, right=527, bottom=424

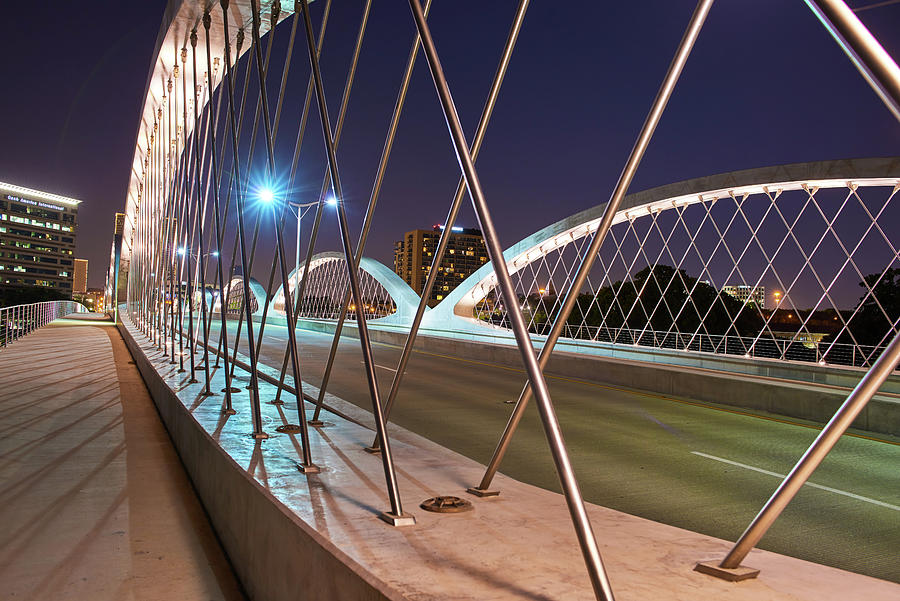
left=205, top=318, right=899, bottom=582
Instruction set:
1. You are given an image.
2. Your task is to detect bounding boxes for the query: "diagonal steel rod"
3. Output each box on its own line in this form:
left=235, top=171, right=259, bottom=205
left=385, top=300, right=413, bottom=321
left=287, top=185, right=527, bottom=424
left=221, top=0, right=266, bottom=439
left=299, top=0, right=409, bottom=522
left=251, top=1, right=332, bottom=373
left=191, top=29, right=213, bottom=393
left=472, top=0, right=715, bottom=496
left=309, top=0, right=436, bottom=423
left=249, top=0, right=318, bottom=470
left=204, top=11, right=236, bottom=413
left=406, top=0, right=613, bottom=596
left=714, top=0, right=900, bottom=570
left=720, top=327, right=900, bottom=568
left=364, top=0, right=528, bottom=447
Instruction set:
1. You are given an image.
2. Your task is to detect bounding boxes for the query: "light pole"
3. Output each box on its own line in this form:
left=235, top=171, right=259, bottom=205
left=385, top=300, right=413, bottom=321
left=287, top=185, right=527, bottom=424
left=286, top=201, right=317, bottom=309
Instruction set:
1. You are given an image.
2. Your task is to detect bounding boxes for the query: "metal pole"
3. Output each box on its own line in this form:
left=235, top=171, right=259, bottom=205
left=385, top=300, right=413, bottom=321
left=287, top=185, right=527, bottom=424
left=203, top=11, right=236, bottom=414
left=221, top=0, right=266, bottom=439
left=299, top=0, right=412, bottom=525
left=707, top=0, right=900, bottom=575
left=720, top=328, right=900, bottom=569
left=805, top=0, right=900, bottom=121
left=367, top=0, right=528, bottom=448
left=406, top=0, right=612, bottom=597
left=309, top=0, right=433, bottom=424
left=472, top=0, right=715, bottom=495
left=249, top=0, right=318, bottom=472
left=191, top=29, right=213, bottom=395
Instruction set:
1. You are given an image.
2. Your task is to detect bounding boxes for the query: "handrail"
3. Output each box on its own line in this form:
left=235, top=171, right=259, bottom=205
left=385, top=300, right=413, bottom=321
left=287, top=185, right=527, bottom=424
left=0, top=300, right=88, bottom=348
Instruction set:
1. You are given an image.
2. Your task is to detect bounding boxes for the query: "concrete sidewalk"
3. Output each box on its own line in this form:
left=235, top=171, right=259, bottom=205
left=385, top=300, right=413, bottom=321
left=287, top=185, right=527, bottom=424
left=0, top=314, right=244, bottom=601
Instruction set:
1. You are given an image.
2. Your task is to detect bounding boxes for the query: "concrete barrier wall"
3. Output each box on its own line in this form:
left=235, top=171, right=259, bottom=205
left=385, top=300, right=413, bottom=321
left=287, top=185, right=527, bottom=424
left=288, top=318, right=900, bottom=437
left=117, top=320, right=397, bottom=601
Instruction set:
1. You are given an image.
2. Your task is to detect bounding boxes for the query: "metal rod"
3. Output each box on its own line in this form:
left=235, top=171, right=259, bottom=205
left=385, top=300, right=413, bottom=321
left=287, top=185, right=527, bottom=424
left=191, top=29, right=213, bottom=394
left=370, top=0, right=528, bottom=445
left=721, top=327, right=900, bottom=567
left=250, top=0, right=317, bottom=469
left=474, top=0, right=715, bottom=494
left=310, top=0, right=433, bottom=423
left=406, top=0, right=612, bottom=596
left=221, top=0, right=266, bottom=439
left=805, top=0, right=900, bottom=121
left=299, top=0, right=408, bottom=520
left=716, top=0, right=900, bottom=570
left=203, top=11, right=236, bottom=414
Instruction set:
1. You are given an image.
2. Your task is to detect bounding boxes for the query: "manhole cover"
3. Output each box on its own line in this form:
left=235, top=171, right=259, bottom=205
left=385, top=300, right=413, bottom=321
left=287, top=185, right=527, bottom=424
left=420, top=496, right=473, bottom=514
left=276, top=424, right=302, bottom=433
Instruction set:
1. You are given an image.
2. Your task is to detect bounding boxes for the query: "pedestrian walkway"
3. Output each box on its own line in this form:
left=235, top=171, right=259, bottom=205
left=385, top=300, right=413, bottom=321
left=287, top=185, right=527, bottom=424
left=0, top=313, right=245, bottom=601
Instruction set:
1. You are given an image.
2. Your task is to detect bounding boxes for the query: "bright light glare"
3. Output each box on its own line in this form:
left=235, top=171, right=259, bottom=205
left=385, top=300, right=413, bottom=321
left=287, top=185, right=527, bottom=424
left=260, top=188, right=275, bottom=203
left=212, top=251, right=219, bottom=257
left=177, top=247, right=186, bottom=256
left=326, top=196, right=338, bottom=206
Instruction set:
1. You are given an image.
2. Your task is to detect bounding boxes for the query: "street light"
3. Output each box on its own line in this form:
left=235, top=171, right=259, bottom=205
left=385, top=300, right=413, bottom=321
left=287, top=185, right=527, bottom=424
left=287, top=200, right=318, bottom=308
left=259, top=188, right=275, bottom=204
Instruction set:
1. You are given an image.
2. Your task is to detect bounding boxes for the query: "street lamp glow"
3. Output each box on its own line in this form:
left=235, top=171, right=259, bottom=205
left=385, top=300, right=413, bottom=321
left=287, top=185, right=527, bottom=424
left=259, top=188, right=275, bottom=203
left=177, top=247, right=186, bottom=256
left=326, top=196, right=338, bottom=206
left=211, top=251, right=219, bottom=258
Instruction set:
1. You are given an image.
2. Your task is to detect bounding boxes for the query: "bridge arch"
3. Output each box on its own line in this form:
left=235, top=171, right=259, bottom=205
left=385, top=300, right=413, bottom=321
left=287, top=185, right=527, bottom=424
left=271, top=252, right=421, bottom=326
left=429, top=158, right=900, bottom=369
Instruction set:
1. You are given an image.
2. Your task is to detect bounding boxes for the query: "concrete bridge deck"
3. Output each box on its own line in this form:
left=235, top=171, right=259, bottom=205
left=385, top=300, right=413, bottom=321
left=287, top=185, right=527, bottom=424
left=0, top=314, right=244, bottom=601
left=117, top=314, right=899, bottom=600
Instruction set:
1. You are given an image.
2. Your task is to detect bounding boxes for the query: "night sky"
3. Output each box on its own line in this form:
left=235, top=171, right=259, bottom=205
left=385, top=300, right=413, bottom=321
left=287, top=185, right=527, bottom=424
left=1, top=0, right=898, bottom=297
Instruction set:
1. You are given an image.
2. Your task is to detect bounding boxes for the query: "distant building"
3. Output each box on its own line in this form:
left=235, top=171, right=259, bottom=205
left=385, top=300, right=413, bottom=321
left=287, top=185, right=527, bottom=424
left=114, top=212, right=126, bottom=236
left=75, top=287, right=104, bottom=313
left=393, top=225, right=489, bottom=307
left=723, top=284, right=766, bottom=309
left=0, top=181, right=80, bottom=296
left=73, top=258, right=88, bottom=293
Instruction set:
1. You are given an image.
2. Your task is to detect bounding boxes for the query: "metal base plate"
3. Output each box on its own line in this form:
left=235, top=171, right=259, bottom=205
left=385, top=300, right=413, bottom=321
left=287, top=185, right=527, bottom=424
left=297, top=463, right=321, bottom=474
left=308, top=419, right=326, bottom=427
left=269, top=399, right=285, bottom=405
left=188, top=378, right=199, bottom=384
left=378, top=511, right=416, bottom=527
left=222, top=387, right=241, bottom=393
left=420, top=496, right=473, bottom=513
left=694, top=561, right=760, bottom=582
left=466, top=487, right=500, bottom=498
left=363, top=445, right=381, bottom=454
left=251, top=432, right=269, bottom=440
left=222, top=408, right=237, bottom=415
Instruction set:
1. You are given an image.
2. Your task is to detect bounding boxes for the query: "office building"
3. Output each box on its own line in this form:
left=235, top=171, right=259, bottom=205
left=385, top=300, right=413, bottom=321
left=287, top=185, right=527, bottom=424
left=0, top=181, right=80, bottom=295
left=394, top=225, right=488, bottom=307
left=73, top=258, right=88, bottom=293
left=723, top=284, right=766, bottom=309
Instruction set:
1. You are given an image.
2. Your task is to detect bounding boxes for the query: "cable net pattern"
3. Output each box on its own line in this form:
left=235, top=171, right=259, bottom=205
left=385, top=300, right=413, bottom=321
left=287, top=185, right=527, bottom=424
left=473, top=182, right=900, bottom=369
left=287, top=258, right=396, bottom=321
left=222, top=278, right=259, bottom=317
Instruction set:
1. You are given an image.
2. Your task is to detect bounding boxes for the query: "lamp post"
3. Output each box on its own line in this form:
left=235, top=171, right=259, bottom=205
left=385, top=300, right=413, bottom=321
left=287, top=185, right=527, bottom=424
left=286, top=200, right=317, bottom=309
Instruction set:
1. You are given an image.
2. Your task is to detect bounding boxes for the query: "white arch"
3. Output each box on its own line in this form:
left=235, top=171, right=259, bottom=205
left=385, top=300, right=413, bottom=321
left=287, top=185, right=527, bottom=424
left=428, top=157, right=900, bottom=327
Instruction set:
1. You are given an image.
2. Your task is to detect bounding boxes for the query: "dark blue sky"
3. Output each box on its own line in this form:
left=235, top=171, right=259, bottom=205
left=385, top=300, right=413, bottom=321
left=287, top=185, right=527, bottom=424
left=0, top=1, right=897, bottom=293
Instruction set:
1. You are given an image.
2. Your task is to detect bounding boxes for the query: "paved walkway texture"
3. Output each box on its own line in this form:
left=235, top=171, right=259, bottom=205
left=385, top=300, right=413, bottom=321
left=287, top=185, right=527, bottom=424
left=0, top=313, right=244, bottom=601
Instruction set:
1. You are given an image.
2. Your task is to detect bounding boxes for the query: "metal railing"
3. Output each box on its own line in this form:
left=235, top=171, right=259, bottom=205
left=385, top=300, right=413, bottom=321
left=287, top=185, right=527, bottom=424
left=0, top=301, right=87, bottom=348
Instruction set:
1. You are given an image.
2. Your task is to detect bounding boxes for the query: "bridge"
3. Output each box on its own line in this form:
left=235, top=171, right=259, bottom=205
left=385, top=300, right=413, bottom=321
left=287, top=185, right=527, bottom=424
left=4, top=1, right=900, bottom=600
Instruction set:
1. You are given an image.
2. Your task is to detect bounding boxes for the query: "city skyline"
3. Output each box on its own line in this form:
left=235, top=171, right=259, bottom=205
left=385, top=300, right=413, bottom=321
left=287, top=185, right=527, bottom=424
left=0, top=2, right=898, bottom=293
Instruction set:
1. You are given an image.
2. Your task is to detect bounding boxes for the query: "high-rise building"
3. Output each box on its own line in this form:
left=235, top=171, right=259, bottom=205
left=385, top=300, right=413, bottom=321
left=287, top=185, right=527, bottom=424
left=114, top=212, right=126, bottom=236
left=722, top=284, right=766, bottom=309
left=0, top=181, right=80, bottom=296
left=393, top=225, right=489, bottom=307
left=73, top=258, right=88, bottom=293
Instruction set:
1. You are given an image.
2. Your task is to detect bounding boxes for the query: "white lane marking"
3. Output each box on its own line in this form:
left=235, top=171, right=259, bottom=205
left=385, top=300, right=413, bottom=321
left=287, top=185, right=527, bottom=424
left=691, top=451, right=900, bottom=511
left=361, top=361, right=399, bottom=373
